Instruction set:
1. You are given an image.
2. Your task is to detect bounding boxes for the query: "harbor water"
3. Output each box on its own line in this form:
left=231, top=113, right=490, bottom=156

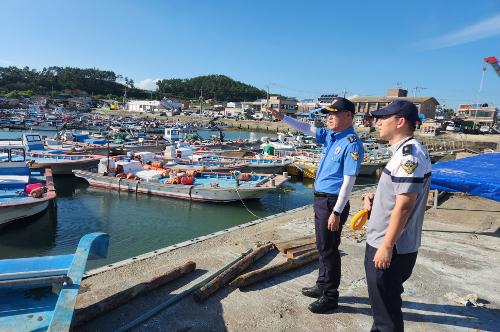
left=0, top=176, right=375, bottom=269
left=0, top=129, right=375, bottom=269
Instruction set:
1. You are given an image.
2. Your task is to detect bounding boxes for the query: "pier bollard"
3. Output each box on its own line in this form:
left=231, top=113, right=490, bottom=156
left=283, top=171, right=288, bottom=177
left=271, top=179, right=275, bottom=186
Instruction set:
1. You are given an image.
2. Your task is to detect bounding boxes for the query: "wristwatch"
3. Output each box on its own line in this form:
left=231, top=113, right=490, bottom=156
left=333, top=211, right=340, bottom=216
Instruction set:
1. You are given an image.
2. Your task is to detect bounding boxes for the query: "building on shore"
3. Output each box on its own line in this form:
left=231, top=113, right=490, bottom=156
left=456, top=103, right=498, bottom=129
left=350, top=88, right=439, bottom=126
left=126, top=99, right=182, bottom=113
left=266, top=95, right=298, bottom=117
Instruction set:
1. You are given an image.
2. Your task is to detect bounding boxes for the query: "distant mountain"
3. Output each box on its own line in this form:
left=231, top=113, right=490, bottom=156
left=156, top=75, right=266, bottom=102
left=0, top=66, right=267, bottom=102
left=0, top=66, right=149, bottom=99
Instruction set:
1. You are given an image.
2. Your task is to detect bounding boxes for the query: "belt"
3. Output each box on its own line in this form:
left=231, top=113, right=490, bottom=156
left=314, top=191, right=338, bottom=198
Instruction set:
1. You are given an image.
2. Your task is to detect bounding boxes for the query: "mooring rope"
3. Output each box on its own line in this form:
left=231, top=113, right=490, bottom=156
left=235, top=186, right=261, bottom=219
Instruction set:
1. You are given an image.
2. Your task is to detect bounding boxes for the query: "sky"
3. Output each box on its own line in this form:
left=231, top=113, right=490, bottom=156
left=1, top=0, right=499, bottom=109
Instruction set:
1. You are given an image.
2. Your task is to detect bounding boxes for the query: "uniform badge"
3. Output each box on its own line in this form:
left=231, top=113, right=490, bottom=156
left=402, top=144, right=412, bottom=156
left=350, top=151, right=359, bottom=160
left=335, top=146, right=341, bottom=154
left=401, top=160, right=418, bottom=174
left=347, top=136, right=357, bottom=143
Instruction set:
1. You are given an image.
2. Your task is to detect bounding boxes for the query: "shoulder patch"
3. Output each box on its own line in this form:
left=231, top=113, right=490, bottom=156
left=401, top=160, right=418, bottom=174
left=350, top=151, right=360, bottom=161
left=402, top=144, right=412, bottom=156
left=347, top=135, right=357, bottom=143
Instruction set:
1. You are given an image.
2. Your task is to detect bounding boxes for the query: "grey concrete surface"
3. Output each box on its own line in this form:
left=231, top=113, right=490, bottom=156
left=75, top=191, right=500, bottom=332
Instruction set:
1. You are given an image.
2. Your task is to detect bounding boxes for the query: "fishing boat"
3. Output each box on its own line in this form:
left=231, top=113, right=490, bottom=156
left=287, top=149, right=388, bottom=178
left=74, top=164, right=289, bottom=202
left=0, top=141, right=57, bottom=227
left=199, top=155, right=293, bottom=174
left=0, top=232, right=109, bottom=331
left=26, top=152, right=103, bottom=175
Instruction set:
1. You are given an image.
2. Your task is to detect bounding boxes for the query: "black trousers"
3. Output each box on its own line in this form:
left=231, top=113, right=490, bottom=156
left=313, top=195, right=350, bottom=300
left=364, top=244, right=418, bottom=332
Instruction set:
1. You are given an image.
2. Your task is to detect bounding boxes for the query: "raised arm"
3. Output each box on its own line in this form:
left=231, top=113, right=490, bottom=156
left=268, top=108, right=317, bottom=136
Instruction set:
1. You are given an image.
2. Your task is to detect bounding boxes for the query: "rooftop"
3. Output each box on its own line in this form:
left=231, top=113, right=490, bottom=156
left=351, top=96, right=439, bottom=104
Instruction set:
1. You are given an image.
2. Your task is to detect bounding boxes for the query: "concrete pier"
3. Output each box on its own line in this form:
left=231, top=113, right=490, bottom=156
left=74, top=190, right=500, bottom=331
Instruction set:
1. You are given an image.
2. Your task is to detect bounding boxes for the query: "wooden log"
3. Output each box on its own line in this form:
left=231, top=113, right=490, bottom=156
left=229, top=250, right=319, bottom=288
left=286, top=244, right=317, bottom=259
left=193, top=243, right=273, bottom=303
left=73, top=261, right=196, bottom=326
left=273, top=235, right=316, bottom=253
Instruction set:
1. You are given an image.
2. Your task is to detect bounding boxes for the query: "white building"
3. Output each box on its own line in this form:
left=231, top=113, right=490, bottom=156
left=126, top=99, right=182, bottom=113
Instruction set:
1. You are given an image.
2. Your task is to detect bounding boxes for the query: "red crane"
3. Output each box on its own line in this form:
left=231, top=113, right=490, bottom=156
left=484, top=56, right=500, bottom=77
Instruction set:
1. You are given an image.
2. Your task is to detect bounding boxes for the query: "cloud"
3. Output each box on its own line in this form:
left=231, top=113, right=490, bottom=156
left=136, top=78, right=160, bottom=91
left=415, top=13, right=500, bottom=50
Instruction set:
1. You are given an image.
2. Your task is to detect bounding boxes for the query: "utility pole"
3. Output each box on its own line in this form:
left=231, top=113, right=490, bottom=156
left=341, top=88, right=348, bottom=98
left=123, top=86, right=127, bottom=105
left=200, top=87, right=203, bottom=114
left=412, top=86, right=427, bottom=97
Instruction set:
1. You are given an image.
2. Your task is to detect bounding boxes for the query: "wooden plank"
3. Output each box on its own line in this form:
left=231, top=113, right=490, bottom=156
left=273, top=235, right=316, bottom=253
left=73, top=261, right=196, bottom=327
left=286, top=244, right=317, bottom=259
left=193, top=243, right=273, bottom=303
left=229, top=250, right=319, bottom=288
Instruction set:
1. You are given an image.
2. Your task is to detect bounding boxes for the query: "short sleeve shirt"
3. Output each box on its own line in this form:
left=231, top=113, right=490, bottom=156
left=367, top=137, right=432, bottom=254
left=314, top=127, right=364, bottom=195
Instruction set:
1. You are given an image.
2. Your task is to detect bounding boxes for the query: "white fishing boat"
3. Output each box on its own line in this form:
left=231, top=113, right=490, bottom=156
left=26, top=152, right=103, bottom=175
left=0, top=140, right=56, bottom=228
left=74, top=160, right=289, bottom=202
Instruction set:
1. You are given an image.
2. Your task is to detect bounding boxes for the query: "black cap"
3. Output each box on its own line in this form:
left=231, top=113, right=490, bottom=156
left=371, top=100, right=419, bottom=123
left=320, top=97, right=355, bottom=114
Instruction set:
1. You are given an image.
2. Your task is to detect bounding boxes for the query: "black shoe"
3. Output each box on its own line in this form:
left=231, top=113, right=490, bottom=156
left=308, top=296, right=338, bottom=314
left=301, top=285, right=323, bottom=298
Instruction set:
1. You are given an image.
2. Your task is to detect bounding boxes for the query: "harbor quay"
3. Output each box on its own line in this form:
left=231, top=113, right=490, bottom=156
left=74, top=190, right=500, bottom=331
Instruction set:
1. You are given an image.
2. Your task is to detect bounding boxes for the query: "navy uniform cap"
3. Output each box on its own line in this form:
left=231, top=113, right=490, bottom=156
left=371, top=100, right=419, bottom=123
left=320, top=97, right=355, bottom=114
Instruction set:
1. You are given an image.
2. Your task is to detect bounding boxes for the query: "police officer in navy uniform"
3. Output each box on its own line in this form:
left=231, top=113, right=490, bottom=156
left=269, top=97, right=364, bottom=313
left=363, top=100, right=432, bottom=331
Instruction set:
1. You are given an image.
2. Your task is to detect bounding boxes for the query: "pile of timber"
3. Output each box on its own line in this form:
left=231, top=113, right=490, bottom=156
left=273, top=234, right=317, bottom=258
left=75, top=235, right=320, bottom=326
left=228, top=235, right=318, bottom=289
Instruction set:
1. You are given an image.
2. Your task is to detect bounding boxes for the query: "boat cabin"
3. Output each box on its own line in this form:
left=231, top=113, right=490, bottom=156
left=22, top=133, right=44, bottom=151
left=0, top=142, right=30, bottom=184
left=164, top=127, right=197, bottom=142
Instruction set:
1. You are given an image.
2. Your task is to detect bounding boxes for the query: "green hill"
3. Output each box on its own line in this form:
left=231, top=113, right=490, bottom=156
left=156, top=75, right=266, bottom=102
left=0, top=66, right=267, bottom=102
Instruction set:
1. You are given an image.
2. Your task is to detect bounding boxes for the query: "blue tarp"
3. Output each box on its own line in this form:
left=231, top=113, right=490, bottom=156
left=431, top=152, right=500, bottom=202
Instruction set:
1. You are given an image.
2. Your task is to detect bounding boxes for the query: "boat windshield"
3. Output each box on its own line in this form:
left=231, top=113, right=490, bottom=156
left=10, top=148, right=25, bottom=162
left=0, top=147, right=25, bottom=162
left=25, top=135, right=42, bottom=142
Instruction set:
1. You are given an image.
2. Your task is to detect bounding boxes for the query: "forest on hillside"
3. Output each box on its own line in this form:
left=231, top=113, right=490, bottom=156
left=0, top=66, right=267, bottom=102
left=156, top=75, right=266, bottom=102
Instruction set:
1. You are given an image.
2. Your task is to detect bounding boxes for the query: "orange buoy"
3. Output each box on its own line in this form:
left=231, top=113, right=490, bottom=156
left=181, top=176, right=194, bottom=185
left=186, top=170, right=197, bottom=177
left=152, top=161, right=163, bottom=168
left=30, top=187, right=44, bottom=198
left=238, top=173, right=251, bottom=181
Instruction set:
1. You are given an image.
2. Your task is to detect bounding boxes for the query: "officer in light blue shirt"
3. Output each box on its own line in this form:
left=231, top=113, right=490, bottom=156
left=269, top=97, right=364, bottom=313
